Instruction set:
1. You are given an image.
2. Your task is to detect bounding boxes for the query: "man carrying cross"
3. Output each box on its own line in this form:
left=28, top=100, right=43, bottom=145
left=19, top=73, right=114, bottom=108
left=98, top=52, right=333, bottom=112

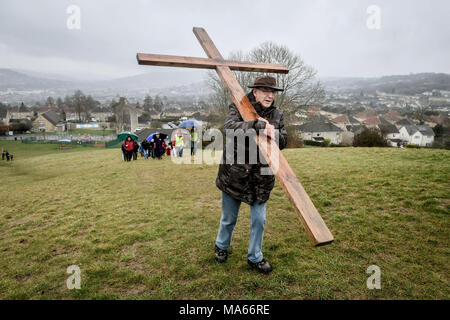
left=137, top=27, right=333, bottom=269
left=214, top=76, right=288, bottom=274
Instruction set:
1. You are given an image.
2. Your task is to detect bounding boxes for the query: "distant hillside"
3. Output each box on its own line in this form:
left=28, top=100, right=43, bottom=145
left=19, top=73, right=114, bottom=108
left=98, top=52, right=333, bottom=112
left=2, top=68, right=449, bottom=104
left=323, top=73, right=450, bottom=95
left=0, top=68, right=210, bottom=103
left=0, top=68, right=206, bottom=91
left=0, top=69, right=77, bottom=91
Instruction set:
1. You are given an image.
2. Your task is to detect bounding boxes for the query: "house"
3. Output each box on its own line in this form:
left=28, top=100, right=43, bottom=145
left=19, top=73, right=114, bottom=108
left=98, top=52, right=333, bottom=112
left=331, top=114, right=360, bottom=130
left=429, top=114, right=449, bottom=126
left=36, top=106, right=60, bottom=114
left=399, top=125, right=434, bottom=147
left=307, top=106, right=320, bottom=116
left=346, top=125, right=366, bottom=135
left=147, top=109, right=161, bottom=120
left=91, top=107, right=114, bottom=122
left=32, top=110, right=65, bottom=132
left=10, top=105, right=33, bottom=120
left=395, top=118, right=416, bottom=129
left=379, top=122, right=401, bottom=147
left=297, top=121, right=343, bottom=144
left=362, top=116, right=381, bottom=127
left=164, top=108, right=184, bottom=117
left=381, top=110, right=402, bottom=124
left=64, top=109, right=80, bottom=121
left=354, top=109, right=376, bottom=122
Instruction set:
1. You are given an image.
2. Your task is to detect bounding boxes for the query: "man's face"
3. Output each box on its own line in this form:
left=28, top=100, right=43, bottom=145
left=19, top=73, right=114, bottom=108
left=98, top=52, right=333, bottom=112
left=253, top=87, right=275, bottom=109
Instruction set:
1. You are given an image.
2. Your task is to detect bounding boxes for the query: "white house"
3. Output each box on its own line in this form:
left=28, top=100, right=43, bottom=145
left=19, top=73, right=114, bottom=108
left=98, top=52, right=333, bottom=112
left=399, top=125, right=434, bottom=147
left=297, top=121, right=343, bottom=144
left=379, top=122, right=402, bottom=147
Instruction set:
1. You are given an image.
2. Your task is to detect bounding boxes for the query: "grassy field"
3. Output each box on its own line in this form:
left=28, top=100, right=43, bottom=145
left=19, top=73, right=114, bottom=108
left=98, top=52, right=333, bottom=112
left=0, top=141, right=448, bottom=299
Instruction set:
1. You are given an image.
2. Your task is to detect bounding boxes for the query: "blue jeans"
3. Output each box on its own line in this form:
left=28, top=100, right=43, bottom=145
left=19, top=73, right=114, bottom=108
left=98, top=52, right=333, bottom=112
left=191, top=141, right=196, bottom=155
left=216, top=191, right=266, bottom=263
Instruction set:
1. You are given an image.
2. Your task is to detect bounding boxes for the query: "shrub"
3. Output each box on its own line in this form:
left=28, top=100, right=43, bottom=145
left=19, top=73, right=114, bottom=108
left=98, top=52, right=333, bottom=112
left=0, top=124, right=9, bottom=135
left=10, top=120, right=32, bottom=133
left=330, top=143, right=345, bottom=147
left=431, top=141, right=444, bottom=149
left=353, top=128, right=388, bottom=147
left=304, top=140, right=323, bottom=147
left=406, top=144, right=421, bottom=149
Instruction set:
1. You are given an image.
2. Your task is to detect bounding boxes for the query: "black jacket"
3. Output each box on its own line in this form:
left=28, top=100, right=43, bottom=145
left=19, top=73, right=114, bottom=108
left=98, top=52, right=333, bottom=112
left=215, top=91, right=288, bottom=204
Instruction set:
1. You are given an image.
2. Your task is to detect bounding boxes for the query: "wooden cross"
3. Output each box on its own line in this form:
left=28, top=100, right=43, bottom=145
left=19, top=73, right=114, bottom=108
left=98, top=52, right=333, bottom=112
left=137, top=27, right=333, bottom=246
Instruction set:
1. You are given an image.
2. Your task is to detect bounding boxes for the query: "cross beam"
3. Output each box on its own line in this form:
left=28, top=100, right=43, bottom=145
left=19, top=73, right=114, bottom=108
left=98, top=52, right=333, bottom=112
left=137, top=27, right=333, bottom=246
left=137, top=53, right=289, bottom=74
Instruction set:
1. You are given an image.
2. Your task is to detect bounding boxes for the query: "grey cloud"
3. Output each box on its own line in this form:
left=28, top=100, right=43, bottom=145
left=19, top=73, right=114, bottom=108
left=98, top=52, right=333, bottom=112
left=0, top=0, right=448, bottom=80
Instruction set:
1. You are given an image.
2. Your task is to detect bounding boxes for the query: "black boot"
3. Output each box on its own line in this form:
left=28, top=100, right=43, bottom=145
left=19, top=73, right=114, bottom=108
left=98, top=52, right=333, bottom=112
left=214, top=245, right=228, bottom=263
left=248, top=259, right=272, bottom=274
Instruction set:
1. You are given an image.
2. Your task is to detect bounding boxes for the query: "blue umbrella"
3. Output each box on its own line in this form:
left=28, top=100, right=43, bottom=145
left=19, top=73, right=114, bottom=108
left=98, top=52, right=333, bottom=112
left=146, top=132, right=168, bottom=141
left=178, top=119, right=202, bottom=128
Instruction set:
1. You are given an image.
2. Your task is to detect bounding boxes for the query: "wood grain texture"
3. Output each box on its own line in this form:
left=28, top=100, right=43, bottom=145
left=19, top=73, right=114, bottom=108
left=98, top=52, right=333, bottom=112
left=137, top=53, right=288, bottom=74
left=192, top=26, right=333, bottom=246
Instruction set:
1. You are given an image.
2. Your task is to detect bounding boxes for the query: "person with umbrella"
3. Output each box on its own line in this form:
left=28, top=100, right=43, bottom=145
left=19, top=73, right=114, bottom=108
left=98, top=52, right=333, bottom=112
left=190, top=127, right=200, bottom=156
left=122, top=135, right=136, bottom=162
left=152, top=133, right=164, bottom=159
left=141, top=139, right=150, bottom=159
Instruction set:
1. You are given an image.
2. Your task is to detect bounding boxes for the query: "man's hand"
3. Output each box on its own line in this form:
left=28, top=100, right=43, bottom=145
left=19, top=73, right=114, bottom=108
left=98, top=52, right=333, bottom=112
left=257, top=117, right=274, bottom=139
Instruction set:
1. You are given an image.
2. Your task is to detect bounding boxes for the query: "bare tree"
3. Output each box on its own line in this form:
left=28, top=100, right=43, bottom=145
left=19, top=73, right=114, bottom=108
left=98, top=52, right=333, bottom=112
left=111, top=97, right=129, bottom=133
left=207, top=42, right=324, bottom=125
left=414, top=96, right=431, bottom=124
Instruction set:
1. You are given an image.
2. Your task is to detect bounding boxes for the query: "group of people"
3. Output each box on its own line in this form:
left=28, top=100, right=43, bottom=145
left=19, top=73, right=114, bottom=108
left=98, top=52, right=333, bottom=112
left=140, top=133, right=168, bottom=160
left=1, top=149, right=14, bottom=161
left=121, top=129, right=200, bottom=162
left=121, top=132, right=171, bottom=162
left=121, top=136, right=139, bottom=161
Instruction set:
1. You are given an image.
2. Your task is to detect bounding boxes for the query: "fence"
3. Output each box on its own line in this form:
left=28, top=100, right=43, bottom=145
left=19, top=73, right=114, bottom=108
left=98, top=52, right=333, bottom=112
left=21, top=138, right=102, bottom=148
left=105, top=139, right=122, bottom=148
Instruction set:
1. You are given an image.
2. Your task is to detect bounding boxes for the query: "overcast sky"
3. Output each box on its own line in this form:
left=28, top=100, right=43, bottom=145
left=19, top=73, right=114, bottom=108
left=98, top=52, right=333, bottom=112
left=0, top=0, right=449, bottom=80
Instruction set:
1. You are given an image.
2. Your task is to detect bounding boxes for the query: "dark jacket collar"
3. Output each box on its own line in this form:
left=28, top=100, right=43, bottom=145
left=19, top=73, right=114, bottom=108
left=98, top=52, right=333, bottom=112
left=247, top=91, right=276, bottom=117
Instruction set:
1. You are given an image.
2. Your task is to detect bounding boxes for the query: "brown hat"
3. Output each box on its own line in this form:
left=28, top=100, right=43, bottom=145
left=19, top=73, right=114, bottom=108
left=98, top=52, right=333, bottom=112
left=248, top=76, right=284, bottom=91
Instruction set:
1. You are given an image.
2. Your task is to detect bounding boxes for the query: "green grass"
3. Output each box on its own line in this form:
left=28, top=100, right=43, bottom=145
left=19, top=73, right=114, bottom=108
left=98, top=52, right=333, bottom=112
left=0, top=141, right=449, bottom=299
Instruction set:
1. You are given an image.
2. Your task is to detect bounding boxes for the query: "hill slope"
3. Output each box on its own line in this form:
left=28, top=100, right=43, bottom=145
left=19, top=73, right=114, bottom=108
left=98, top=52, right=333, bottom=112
left=0, top=142, right=448, bottom=299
